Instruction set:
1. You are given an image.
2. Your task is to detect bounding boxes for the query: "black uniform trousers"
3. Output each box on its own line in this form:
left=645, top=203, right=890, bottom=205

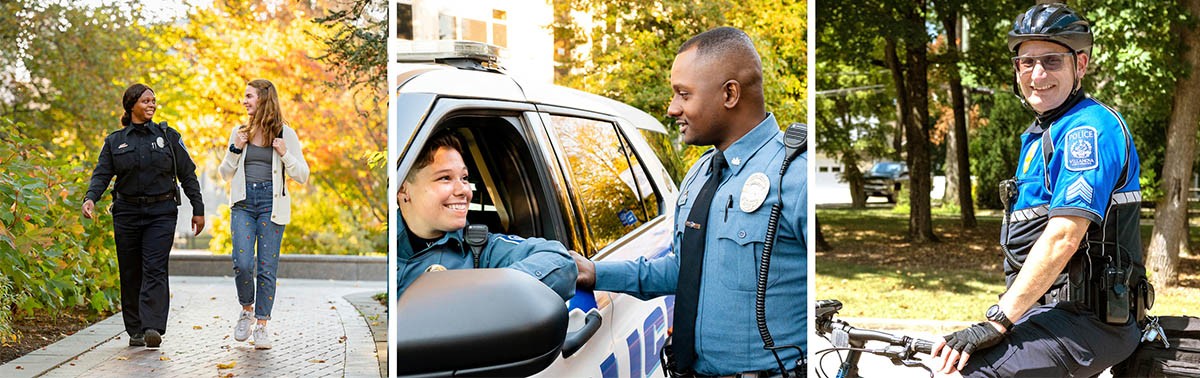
left=961, top=302, right=1139, bottom=377
left=111, top=199, right=176, bottom=336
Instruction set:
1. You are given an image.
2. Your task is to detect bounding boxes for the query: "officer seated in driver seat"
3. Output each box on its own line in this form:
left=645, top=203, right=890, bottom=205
left=395, top=130, right=577, bottom=301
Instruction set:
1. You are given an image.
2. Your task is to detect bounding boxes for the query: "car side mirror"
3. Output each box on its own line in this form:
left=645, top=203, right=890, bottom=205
left=396, top=268, right=569, bottom=377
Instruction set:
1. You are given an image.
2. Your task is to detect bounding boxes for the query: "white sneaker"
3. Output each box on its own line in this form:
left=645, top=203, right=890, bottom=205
left=234, top=310, right=254, bottom=341
left=253, top=324, right=272, bottom=349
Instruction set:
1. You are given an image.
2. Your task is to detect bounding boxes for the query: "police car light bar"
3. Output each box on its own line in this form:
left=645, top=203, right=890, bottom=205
left=396, top=40, right=500, bottom=64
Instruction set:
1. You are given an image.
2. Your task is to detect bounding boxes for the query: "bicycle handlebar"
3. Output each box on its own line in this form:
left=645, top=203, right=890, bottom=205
left=820, top=318, right=935, bottom=355
left=815, top=299, right=938, bottom=377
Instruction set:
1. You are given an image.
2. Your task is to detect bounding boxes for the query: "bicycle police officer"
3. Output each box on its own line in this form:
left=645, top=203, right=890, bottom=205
left=574, top=27, right=807, bottom=377
left=83, top=83, right=206, bottom=349
left=931, top=4, right=1147, bottom=376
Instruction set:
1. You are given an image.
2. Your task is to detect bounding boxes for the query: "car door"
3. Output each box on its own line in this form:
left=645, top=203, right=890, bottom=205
left=397, top=93, right=631, bottom=375
left=533, top=107, right=676, bottom=378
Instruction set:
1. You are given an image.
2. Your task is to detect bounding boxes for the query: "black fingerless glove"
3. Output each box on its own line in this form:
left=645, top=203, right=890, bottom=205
left=943, top=322, right=1004, bottom=355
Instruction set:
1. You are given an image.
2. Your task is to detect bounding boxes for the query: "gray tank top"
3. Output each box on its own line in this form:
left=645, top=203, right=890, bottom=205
left=244, top=144, right=273, bottom=183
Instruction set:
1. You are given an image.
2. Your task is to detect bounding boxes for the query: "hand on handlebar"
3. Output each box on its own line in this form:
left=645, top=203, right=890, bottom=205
left=931, top=322, right=1005, bottom=374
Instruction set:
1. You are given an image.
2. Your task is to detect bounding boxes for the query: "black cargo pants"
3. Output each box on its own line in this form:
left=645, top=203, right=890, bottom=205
left=111, top=199, right=177, bottom=336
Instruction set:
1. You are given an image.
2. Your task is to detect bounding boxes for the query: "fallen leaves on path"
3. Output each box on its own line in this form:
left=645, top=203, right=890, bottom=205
left=159, top=356, right=171, bottom=361
left=308, top=359, right=326, bottom=363
left=116, top=356, right=128, bottom=361
left=217, top=361, right=237, bottom=369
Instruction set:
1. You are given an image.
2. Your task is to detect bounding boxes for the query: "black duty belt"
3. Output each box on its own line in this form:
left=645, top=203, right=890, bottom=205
left=695, top=367, right=804, bottom=378
left=114, top=192, right=175, bottom=204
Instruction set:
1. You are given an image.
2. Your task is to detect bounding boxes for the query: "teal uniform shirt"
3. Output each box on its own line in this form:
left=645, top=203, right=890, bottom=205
left=594, top=113, right=807, bottom=375
left=395, top=214, right=578, bottom=301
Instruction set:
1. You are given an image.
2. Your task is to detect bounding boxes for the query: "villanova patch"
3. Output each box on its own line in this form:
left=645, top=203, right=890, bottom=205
left=1065, top=127, right=1098, bottom=171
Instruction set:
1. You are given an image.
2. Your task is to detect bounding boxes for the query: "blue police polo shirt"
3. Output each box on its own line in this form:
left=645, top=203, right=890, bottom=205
left=395, top=215, right=578, bottom=301
left=595, top=113, right=807, bottom=375
left=1002, top=95, right=1142, bottom=283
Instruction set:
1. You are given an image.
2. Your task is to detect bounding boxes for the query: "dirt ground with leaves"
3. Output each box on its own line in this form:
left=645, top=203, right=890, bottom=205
left=0, top=307, right=111, bottom=364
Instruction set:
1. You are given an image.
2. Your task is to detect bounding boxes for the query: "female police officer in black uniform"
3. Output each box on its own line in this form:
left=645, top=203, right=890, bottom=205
left=82, top=83, right=205, bottom=349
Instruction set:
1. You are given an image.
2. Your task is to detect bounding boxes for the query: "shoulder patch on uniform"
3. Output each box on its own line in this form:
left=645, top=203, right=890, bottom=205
left=1064, top=126, right=1098, bottom=171
left=493, top=234, right=524, bottom=245
left=1066, top=177, right=1094, bottom=204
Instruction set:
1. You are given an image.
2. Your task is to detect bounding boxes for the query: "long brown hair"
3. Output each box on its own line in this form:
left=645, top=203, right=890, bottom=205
left=245, top=79, right=285, bottom=143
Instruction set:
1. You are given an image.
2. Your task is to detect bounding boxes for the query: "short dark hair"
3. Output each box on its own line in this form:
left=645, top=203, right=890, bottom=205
left=678, top=26, right=756, bottom=57
left=677, top=26, right=762, bottom=87
left=120, top=83, right=153, bottom=126
left=404, top=131, right=464, bottom=182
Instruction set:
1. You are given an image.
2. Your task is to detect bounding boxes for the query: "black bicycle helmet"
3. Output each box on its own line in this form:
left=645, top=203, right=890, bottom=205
left=1007, top=3, right=1092, bottom=53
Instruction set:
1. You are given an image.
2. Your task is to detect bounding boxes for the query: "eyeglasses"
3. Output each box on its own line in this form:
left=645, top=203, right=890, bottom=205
left=1011, top=52, right=1076, bottom=73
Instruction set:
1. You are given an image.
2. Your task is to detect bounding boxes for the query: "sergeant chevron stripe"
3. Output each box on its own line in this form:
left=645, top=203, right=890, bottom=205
left=1066, top=177, right=1094, bottom=204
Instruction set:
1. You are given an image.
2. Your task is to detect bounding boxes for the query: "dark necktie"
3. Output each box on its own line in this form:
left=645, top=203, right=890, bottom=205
left=673, top=150, right=726, bottom=372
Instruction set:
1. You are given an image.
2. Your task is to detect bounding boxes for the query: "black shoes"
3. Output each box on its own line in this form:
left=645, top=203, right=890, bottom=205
left=144, top=329, right=162, bottom=348
left=128, top=333, right=146, bottom=347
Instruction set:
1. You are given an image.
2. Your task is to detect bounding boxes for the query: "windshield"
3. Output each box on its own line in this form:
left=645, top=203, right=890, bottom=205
left=870, top=162, right=903, bottom=176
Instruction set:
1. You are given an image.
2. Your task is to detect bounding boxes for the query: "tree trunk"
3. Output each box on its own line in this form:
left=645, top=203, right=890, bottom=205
left=838, top=103, right=868, bottom=208
left=941, top=7, right=976, bottom=228
left=1147, top=0, right=1200, bottom=289
left=886, top=38, right=908, bottom=161
left=901, top=3, right=938, bottom=243
left=816, top=217, right=832, bottom=252
left=945, top=117, right=960, bottom=204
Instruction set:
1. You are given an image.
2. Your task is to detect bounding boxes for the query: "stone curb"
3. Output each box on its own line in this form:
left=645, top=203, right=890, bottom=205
left=0, top=312, right=125, bottom=377
left=170, top=253, right=386, bottom=281
left=344, top=291, right=387, bottom=378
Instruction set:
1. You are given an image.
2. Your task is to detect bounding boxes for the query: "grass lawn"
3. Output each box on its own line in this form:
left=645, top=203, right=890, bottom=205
left=817, top=206, right=1200, bottom=321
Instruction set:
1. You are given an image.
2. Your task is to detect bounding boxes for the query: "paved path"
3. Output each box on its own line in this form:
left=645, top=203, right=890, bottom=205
left=7, top=276, right=384, bottom=378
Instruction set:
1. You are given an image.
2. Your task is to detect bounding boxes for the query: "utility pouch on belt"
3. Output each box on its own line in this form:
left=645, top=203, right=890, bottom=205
left=1135, top=277, right=1154, bottom=325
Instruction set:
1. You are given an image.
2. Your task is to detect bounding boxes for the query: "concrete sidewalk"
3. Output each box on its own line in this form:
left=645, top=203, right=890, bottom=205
left=2, top=276, right=385, bottom=378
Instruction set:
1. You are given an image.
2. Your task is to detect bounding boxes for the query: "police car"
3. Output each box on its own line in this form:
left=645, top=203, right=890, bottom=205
left=393, top=41, right=678, bottom=377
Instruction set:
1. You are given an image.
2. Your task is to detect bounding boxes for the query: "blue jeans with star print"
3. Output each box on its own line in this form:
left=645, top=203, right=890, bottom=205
left=230, top=181, right=284, bottom=320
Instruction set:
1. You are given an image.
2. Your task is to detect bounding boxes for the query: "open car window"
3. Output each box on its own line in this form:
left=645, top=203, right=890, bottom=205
left=544, top=114, right=662, bottom=257
left=434, top=115, right=560, bottom=241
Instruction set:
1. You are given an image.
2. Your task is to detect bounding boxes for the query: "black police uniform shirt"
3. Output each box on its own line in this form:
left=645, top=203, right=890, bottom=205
left=86, top=121, right=204, bottom=215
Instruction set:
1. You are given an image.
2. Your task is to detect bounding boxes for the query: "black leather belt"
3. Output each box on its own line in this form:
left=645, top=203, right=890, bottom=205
left=114, top=192, right=175, bottom=204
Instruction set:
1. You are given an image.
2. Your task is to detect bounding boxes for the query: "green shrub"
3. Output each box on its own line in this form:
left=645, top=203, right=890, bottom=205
left=0, top=274, right=15, bottom=340
left=0, top=120, right=121, bottom=317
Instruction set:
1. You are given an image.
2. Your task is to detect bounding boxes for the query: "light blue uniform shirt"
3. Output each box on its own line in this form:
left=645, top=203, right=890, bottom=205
left=595, top=114, right=807, bottom=375
left=396, top=215, right=578, bottom=301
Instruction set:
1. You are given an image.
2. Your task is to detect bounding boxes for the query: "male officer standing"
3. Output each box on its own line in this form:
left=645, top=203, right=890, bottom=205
left=83, top=84, right=205, bottom=348
left=574, top=27, right=807, bottom=376
left=931, top=4, right=1147, bottom=376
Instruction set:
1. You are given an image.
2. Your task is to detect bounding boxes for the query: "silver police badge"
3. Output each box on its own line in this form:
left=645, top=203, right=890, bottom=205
left=740, top=172, right=771, bottom=213
left=156, top=136, right=165, bottom=149
left=678, top=190, right=689, bottom=206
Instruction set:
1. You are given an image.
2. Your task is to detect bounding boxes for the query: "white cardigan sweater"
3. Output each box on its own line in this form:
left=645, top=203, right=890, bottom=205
left=218, top=124, right=310, bottom=225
